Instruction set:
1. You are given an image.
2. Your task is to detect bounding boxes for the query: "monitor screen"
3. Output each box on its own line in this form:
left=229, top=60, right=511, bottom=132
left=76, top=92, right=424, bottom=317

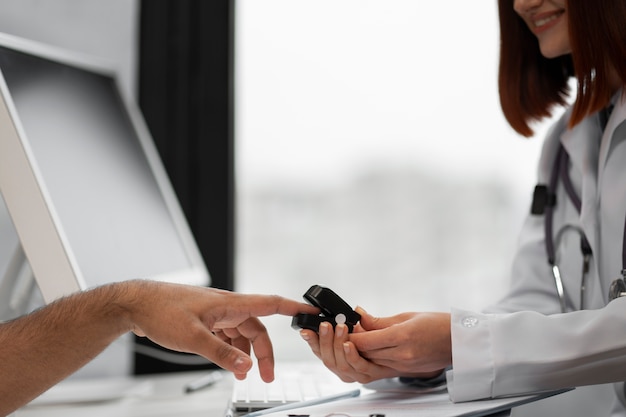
left=0, top=34, right=209, bottom=303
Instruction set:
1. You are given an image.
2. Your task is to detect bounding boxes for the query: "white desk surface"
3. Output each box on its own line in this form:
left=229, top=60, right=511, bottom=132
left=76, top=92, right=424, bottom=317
left=14, top=367, right=563, bottom=417
left=15, top=370, right=234, bottom=417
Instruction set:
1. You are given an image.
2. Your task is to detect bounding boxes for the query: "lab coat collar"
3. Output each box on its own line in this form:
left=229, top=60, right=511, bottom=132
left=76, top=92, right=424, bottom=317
left=559, top=89, right=625, bottom=169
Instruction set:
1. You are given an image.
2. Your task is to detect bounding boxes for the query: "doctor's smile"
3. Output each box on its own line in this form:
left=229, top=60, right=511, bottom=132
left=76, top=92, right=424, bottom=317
left=514, top=0, right=570, bottom=58
left=531, top=10, right=565, bottom=32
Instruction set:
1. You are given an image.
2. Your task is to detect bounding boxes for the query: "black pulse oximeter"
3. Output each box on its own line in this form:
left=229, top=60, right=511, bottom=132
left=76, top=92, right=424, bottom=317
left=291, top=285, right=361, bottom=333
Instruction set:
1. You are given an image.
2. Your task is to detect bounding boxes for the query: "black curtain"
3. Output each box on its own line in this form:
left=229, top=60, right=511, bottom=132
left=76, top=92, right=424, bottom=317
left=135, top=0, right=235, bottom=374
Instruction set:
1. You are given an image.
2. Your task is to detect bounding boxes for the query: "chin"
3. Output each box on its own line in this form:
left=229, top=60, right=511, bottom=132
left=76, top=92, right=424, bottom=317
left=538, top=38, right=571, bottom=59
left=540, top=46, right=571, bottom=59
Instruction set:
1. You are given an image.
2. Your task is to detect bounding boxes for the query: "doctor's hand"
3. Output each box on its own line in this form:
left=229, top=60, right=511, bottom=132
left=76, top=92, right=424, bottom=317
left=299, top=307, right=451, bottom=384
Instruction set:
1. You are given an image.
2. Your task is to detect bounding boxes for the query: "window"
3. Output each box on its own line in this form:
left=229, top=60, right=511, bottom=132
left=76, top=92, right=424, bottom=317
left=235, top=1, right=550, bottom=360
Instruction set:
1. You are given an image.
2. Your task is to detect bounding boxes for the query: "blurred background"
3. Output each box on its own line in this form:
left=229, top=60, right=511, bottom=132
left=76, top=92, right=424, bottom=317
left=234, top=0, right=557, bottom=360
left=0, top=0, right=560, bottom=365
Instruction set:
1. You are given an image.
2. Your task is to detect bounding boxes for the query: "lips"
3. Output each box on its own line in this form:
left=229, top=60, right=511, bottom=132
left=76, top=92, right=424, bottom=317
left=533, top=10, right=565, bottom=30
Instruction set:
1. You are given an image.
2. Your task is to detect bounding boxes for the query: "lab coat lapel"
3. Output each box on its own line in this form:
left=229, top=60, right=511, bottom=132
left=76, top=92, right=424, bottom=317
left=598, top=91, right=626, bottom=174
left=597, top=94, right=626, bottom=292
left=559, top=112, right=602, bottom=257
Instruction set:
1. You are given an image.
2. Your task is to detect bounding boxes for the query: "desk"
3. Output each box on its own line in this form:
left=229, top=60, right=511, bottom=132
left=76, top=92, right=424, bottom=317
left=14, top=367, right=565, bottom=417
left=15, top=371, right=234, bottom=417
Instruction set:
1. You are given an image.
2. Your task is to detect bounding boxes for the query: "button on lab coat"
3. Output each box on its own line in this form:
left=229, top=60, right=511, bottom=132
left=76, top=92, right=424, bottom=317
left=448, top=91, right=626, bottom=417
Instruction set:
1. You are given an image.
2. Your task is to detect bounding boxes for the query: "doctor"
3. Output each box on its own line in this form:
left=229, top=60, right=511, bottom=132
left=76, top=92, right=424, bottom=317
left=300, top=0, right=626, bottom=415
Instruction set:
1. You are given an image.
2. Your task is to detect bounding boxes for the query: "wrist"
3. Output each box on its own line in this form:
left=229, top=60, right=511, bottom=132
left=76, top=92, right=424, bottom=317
left=90, top=280, right=143, bottom=335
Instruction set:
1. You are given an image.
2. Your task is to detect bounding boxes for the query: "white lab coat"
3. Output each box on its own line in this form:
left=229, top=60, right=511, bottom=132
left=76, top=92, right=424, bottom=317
left=447, top=90, right=626, bottom=417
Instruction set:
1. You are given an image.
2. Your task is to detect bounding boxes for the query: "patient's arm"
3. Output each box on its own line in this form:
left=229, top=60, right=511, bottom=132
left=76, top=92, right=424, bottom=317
left=0, top=283, right=131, bottom=415
left=0, top=280, right=318, bottom=416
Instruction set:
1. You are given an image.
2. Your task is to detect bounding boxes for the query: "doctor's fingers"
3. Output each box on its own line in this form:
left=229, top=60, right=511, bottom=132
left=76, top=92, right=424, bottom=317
left=299, top=324, right=362, bottom=379
left=314, top=323, right=395, bottom=384
left=360, top=345, right=421, bottom=368
left=359, top=312, right=452, bottom=370
left=301, top=324, right=408, bottom=383
left=359, top=343, right=448, bottom=376
left=356, top=307, right=418, bottom=332
left=353, top=333, right=438, bottom=373
left=317, top=322, right=362, bottom=380
left=330, top=324, right=358, bottom=382
left=318, top=322, right=341, bottom=370
left=338, top=342, right=403, bottom=383
left=300, top=329, right=322, bottom=358
left=349, top=327, right=403, bottom=352
left=334, top=330, right=404, bottom=384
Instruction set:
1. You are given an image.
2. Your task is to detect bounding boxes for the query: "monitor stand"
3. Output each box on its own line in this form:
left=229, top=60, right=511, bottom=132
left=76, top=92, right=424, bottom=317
left=0, top=244, right=40, bottom=321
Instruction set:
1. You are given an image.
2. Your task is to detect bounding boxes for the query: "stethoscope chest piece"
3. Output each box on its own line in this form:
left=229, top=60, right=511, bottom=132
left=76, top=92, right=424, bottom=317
left=609, top=277, right=626, bottom=301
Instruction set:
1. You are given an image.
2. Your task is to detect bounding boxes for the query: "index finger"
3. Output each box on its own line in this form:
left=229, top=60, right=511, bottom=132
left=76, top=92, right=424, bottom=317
left=349, top=328, right=395, bottom=352
left=235, top=294, right=320, bottom=318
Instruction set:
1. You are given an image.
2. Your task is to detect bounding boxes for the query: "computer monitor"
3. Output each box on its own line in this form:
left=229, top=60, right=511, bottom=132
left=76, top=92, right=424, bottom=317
left=0, top=33, right=210, bottom=304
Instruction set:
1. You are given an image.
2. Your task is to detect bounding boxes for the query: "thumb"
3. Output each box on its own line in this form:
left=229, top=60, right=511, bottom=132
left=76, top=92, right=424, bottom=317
left=355, top=306, right=398, bottom=331
left=355, top=306, right=382, bottom=330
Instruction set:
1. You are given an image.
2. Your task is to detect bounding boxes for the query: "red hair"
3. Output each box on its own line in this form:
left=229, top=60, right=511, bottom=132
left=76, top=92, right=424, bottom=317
left=498, top=0, right=626, bottom=137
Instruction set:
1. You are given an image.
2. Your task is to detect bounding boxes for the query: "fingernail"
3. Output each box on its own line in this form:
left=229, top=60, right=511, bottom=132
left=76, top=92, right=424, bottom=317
left=234, top=356, right=251, bottom=372
left=320, top=322, right=329, bottom=336
left=343, top=342, right=350, bottom=354
left=336, top=324, right=344, bottom=337
left=300, top=331, right=310, bottom=341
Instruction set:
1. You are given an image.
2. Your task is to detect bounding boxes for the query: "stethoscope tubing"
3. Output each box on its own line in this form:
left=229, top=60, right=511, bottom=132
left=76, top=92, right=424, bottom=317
left=545, top=143, right=625, bottom=312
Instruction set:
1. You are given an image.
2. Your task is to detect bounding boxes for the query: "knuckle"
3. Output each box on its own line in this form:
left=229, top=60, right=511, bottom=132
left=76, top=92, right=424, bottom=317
left=353, top=361, right=370, bottom=374
left=188, top=322, right=209, bottom=344
left=321, top=357, right=335, bottom=369
left=336, top=362, right=351, bottom=374
left=398, top=351, right=415, bottom=363
left=355, top=374, right=374, bottom=384
left=216, top=342, right=235, bottom=361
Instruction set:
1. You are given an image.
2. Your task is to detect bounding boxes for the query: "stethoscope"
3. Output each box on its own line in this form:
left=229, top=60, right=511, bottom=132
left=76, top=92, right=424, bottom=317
left=542, top=107, right=626, bottom=313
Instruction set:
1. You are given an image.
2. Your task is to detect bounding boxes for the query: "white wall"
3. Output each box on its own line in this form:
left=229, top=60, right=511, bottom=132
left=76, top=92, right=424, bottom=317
left=235, top=1, right=559, bottom=361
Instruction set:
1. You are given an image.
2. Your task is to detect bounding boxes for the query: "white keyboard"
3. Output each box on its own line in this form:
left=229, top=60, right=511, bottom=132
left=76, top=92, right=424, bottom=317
left=230, top=363, right=360, bottom=414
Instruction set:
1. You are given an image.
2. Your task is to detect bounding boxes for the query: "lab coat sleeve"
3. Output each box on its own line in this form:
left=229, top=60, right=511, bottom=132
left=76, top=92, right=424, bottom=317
left=448, top=297, right=626, bottom=402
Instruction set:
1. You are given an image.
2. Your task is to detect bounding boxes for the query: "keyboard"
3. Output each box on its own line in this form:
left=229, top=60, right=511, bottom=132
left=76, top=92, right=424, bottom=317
left=230, top=362, right=360, bottom=414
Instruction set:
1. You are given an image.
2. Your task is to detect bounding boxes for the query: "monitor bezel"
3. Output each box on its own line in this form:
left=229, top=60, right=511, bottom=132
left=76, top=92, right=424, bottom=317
left=0, top=33, right=210, bottom=303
